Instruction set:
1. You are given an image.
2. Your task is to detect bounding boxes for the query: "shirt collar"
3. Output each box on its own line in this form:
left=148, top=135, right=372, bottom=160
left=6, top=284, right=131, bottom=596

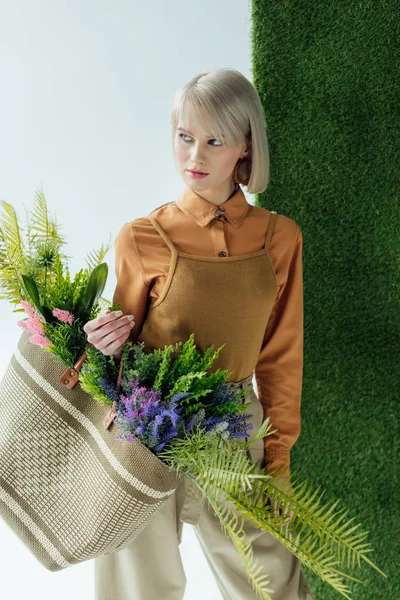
left=175, top=182, right=250, bottom=228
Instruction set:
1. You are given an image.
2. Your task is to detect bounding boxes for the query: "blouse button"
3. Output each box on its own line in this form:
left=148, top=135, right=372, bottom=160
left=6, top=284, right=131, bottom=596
left=218, top=251, right=227, bottom=257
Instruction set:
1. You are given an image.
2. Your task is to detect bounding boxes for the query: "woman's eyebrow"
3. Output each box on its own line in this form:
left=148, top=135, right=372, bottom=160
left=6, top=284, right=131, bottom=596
left=178, top=127, right=213, bottom=137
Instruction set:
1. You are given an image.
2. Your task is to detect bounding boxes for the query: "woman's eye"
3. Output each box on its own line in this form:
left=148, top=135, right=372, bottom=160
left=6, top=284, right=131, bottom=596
left=179, top=133, right=222, bottom=146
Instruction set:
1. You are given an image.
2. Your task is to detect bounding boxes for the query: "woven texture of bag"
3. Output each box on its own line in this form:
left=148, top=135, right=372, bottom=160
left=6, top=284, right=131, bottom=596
left=0, top=330, right=182, bottom=571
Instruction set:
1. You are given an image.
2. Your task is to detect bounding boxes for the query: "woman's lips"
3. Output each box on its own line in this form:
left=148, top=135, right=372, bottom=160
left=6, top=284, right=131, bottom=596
left=188, top=170, right=209, bottom=179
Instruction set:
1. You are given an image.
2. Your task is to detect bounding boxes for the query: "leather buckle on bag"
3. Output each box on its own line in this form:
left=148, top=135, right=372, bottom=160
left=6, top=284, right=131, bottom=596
left=60, top=345, right=94, bottom=389
left=60, top=367, right=80, bottom=390
left=104, top=401, right=117, bottom=430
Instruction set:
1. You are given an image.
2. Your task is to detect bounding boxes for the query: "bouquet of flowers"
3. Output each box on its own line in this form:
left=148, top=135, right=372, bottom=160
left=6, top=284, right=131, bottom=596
left=0, top=188, right=386, bottom=600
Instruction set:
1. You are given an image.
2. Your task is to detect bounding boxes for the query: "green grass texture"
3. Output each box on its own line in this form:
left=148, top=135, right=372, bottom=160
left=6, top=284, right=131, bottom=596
left=252, top=2, right=399, bottom=599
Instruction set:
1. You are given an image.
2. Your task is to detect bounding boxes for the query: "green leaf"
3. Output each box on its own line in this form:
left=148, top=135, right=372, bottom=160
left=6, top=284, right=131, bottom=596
left=42, top=305, right=56, bottom=323
left=82, top=262, right=108, bottom=312
left=21, top=274, right=45, bottom=318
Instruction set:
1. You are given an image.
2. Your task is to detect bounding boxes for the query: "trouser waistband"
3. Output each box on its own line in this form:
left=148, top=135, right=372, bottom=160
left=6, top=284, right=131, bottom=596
left=225, top=372, right=254, bottom=392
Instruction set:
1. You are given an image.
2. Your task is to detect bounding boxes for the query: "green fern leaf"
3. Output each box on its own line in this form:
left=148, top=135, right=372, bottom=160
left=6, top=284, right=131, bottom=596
left=84, top=233, right=113, bottom=272
left=29, top=185, right=66, bottom=245
left=159, top=427, right=387, bottom=599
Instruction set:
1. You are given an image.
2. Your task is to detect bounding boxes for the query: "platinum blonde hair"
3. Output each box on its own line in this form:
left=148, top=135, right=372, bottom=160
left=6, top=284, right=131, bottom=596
left=171, top=68, right=270, bottom=194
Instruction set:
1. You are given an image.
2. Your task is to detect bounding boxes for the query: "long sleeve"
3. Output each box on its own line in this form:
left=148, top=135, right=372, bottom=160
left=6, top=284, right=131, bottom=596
left=112, top=221, right=151, bottom=344
left=254, top=223, right=304, bottom=480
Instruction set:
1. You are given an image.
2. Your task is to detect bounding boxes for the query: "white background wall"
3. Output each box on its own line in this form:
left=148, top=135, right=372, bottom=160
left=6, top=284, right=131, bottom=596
left=0, top=1, right=254, bottom=598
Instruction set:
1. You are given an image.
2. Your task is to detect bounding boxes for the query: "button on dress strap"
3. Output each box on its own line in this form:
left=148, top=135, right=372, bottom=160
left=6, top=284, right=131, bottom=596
left=146, top=215, right=177, bottom=254
left=264, top=211, right=278, bottom=250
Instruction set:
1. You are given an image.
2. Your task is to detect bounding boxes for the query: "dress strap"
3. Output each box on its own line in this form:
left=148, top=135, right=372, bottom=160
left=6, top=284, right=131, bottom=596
left=146, top=215, right=177, bottom=254
left=264, top=211, right=278, bottom=250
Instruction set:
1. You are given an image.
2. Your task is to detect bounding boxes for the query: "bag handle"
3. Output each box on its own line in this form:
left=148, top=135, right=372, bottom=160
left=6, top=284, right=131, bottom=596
left=100, top=348, right=127, bottom=431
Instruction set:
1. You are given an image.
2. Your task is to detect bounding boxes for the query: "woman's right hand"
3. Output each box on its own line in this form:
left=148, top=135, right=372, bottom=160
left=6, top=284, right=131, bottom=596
left=83, top=310, right=135, bottom=356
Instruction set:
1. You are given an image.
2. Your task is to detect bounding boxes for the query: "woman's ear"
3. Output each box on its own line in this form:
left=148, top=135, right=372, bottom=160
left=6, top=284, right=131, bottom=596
left=243, top=140, right=252, bottom=158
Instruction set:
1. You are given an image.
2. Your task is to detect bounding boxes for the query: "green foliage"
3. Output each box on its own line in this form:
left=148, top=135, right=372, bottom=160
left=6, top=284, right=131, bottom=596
left=0, top=186, right=118, bottom=373
left=164, top=333, right=227, bottom=392
left=117, top=333, right=247, bottom=420
left=164, top=335, right=233, bottom=404
left=119, top=340, right=166, bottom=389
left=42, top=318, right=87, bottom=367
left=158, top=424, right=387, bottom=600
left=152, top=344, right=175, bottom=393
left=41, top=258, right=108, bottom=324
left=40, top=255, right=88, bottom=315
left=84, top=234, right=113, bottom=273
left=0, top=200, right=31, bottom=304
left=0, top=185, right=112, bottom=312
left=0, top=187, right=68, bottom=307
left=163, top=334, right=247, bottom=419
left=79, top=344, right=121, bottom=406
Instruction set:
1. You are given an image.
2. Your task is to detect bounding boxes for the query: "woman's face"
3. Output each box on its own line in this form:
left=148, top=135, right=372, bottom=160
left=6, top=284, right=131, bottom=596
left=174, top=105, right=250, bottom=201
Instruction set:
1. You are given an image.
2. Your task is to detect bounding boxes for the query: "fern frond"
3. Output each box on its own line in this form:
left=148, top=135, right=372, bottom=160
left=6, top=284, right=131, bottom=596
left=0, top=200, right=28, bottom=303
left=226, top=486, right=362, bottom=600
left=0, top=200, right=25, bottom=254
left=85, top=233, right=113, bottom=272
left=246, top=415, right=279, bottom=448
left=203, top=433, right=386, bottom=576
left=189, top=474, right=275, bottom=600
left=159, top=425, right=386, bottom=599
left=29, top=185, right=67, bottom=246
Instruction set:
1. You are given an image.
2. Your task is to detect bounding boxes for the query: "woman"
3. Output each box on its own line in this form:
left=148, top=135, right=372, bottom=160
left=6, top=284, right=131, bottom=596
left=86, top=68, right=314, bottom=600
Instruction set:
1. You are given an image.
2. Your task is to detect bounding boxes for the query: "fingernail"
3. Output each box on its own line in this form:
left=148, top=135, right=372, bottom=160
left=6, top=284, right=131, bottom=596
left=114, top=310, right=123, bottom=317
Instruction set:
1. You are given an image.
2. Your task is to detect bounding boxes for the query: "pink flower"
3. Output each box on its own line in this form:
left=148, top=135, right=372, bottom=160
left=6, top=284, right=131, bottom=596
left=18, top=300, right=51, bottom=349
left=18, top=299, right=49, bottom=339
left=29, top=333, right=51, bottom=348
left=29, top=319, right=46, bottom=335
left=52, top=308, right=75, bottom=325
left=20, top=299, right=38, bottom=319
left=17, top=313, right=45, bottom=335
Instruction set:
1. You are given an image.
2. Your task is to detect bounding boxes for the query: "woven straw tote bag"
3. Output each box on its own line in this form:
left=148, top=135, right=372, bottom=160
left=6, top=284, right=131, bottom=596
left=0, top=329, right=182, bottom=571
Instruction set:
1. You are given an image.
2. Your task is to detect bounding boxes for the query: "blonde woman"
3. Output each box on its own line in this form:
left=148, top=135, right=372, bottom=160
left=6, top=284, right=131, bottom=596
left=86, top=68, right=314, bottom=600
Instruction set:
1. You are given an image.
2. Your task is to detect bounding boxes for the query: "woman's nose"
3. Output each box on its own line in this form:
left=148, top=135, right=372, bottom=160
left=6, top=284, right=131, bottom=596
left=190, top=149, right=205, bottom=162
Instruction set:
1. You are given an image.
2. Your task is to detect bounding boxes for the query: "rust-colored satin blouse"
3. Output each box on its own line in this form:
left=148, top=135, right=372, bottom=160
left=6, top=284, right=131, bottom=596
left=112, top=182, right=304, bottom=478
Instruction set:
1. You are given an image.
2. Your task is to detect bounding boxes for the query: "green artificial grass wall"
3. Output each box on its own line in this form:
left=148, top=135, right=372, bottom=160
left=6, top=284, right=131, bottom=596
left=251, top=2, right=399, bottom=599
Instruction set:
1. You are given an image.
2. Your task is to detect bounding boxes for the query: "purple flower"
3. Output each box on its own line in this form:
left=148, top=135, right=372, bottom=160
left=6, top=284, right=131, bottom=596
left=113, top=376, right=255, bottom=455
left=99, top=377, right=120, bottom=402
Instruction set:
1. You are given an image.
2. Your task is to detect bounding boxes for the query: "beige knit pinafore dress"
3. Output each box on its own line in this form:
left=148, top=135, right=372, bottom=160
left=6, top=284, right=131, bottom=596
left=94, top=210, right=314, bottom=600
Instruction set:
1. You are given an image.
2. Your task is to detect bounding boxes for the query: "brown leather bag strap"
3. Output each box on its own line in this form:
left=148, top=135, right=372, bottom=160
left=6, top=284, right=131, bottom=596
left=104, top=340, right=129, bottom=430
left=116, top=348, right=125, bottom=393
left=60, top=343, right=95, bottom=389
